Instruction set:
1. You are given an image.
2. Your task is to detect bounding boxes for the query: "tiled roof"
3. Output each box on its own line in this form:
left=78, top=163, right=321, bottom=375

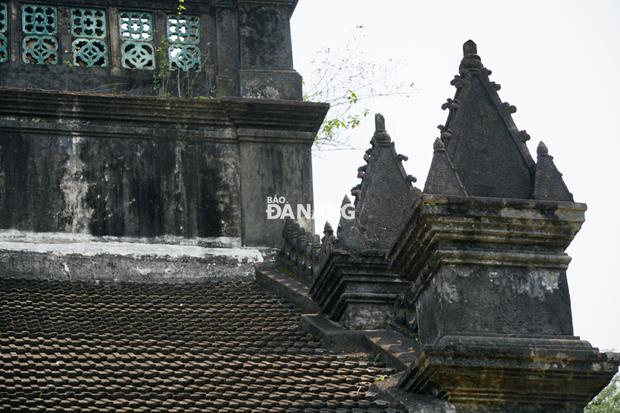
left=0, top=278, right=399, bottom=413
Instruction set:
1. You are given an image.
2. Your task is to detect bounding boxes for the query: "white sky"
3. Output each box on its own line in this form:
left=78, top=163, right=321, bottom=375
left=291, top=0, right=620, bottom=351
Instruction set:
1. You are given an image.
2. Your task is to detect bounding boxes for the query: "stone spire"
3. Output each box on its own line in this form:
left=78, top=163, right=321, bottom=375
left=310, top=114, right=416, bottom=330
left=533, top=141, right=574, bottom=201
left=423, top=138, right=467, bottom=196
left=426, top=40, right=537, bottom=199
left=338, top=114, right=420, bottom=250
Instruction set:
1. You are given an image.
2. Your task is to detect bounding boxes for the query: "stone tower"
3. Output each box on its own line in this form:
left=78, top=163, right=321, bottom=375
left=0, top=0, right=326, bottom=249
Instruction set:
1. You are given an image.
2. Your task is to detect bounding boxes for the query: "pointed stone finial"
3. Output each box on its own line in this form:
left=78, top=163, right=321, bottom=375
left=537, top=141, right=549, bottom=157
left=375, top=113, right=386, bottom=131
left=424, top=138, right=467, bottom=196
left=372, top=113, right=391, bottom=144
left=463, top=40, right=477, bottom=56
left=534, top=141, right=573, bottom=201
left=459, top=39, right=483, bottom=75
left=323, top=221, right=334, bottom=236
left=341, top=195, right=352, bottom=207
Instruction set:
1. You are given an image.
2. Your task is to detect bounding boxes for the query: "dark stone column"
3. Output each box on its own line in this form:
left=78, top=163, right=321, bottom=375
left=237, top=134, right=314, bottom=247
left=237, top=0, right=302, bottom=100
left=214, top=2, right=239, bottom=97
left=108, top=7, right=121, bottom=73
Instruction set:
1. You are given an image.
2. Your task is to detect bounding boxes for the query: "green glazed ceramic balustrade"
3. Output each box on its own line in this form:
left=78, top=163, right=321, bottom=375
left=119, top=10, right=154, bottom=70
left=22, top=4, right=58, bottom=64
left=167, top=15, right=201, bottom=71
left=70, top=8, right=107, bottom=67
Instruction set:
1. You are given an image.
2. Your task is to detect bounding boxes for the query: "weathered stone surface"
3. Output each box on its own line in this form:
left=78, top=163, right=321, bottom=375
left=388, top=194, right=617, bottom=410
left=278, top=218, right=321, bottom=281
left=534, top=141, right=574, bottom=201
left=310, top=250, right=408, bottom=330
left=0, top=0, right=301, bottom=99
left=424, top=138, right=467, bottom=196
left=429, top=40, right=536, bottom=199
left=0, top=229, right=265, bottom=282
left=338, top=114, right=421, bottom=251
left=0, top=247, right=259, bottom=283
left=386, top=40, right=618, bottom=411
left=302, top=115, right=419, bottom=330
left=0, top=89, right=328, bottom=246
left=0, top=133, right=241, bottom=237
left=390, top=195, right=584, bottom=342
left=400, top=335, right=617, bottom=413
left=239, top=140, right=314, bottom=246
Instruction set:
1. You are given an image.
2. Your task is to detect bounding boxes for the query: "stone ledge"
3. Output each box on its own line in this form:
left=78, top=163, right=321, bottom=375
left=399, top=334, right=619, bottom=410
left=0, top=233, right=267, bottom=283
left=0, top=88, right=329, bottom=143
left=390, top=194, right=587, bottom=283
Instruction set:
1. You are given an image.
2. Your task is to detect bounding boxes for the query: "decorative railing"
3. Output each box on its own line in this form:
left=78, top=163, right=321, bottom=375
left=278, top=219, right=335, bottom=281
left=0, top=1, right=203, bottom=71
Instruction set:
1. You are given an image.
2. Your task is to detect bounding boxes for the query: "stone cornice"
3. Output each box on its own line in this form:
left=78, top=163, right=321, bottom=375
left=23, top=0, right=299, bottom=13
left=400, top=334, right=618, bottom=407
left=19, top=0, right=214, bottom=13
left=0, top=89, right=329, bottom=143
left=389, top=194, right=587, bottom=283
left=237, top=0, right=298, bottom=9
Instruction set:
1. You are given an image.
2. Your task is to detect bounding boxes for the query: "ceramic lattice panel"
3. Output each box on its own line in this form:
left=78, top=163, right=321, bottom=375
left=0, top=2, right=7, bottom=63
left=22, top=4, right=56, bottom=35
left=22, top=4, right=58, bottom=65
left=72, top=39, right=107, bottom=67
left=169, top=45, right=200, bottom=71
left=119, top=11, right=154, bottom=70
left=70, top=8, right=106, bottom=38
left=167, top=15, right=201, bottom=71
left=167, top=16, right=200, bottom=44
left=70, top=8, right=107, bottom=67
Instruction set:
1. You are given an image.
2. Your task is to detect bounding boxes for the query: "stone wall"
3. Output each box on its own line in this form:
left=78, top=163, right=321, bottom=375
left=0, top=0, right=301, bottom=99
left=0, top=89, right=328, bottom=246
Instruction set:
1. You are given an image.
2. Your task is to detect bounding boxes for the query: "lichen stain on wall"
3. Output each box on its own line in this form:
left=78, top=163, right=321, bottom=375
left=516, top=270, right=561, bottom=301
left=59, top=136, right=93, bottom=233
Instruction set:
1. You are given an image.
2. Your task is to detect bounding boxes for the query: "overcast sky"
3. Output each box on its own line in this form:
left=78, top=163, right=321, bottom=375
left=291, top=0, right=620, bottom=351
